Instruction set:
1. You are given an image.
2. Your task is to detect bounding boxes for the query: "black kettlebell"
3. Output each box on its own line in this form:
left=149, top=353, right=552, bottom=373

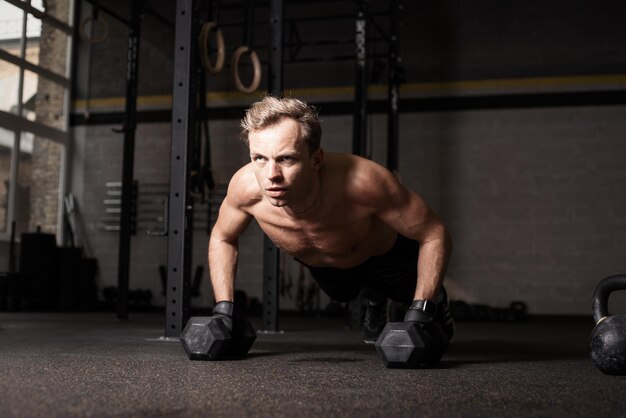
left=589, top=274, right=626, bottom=375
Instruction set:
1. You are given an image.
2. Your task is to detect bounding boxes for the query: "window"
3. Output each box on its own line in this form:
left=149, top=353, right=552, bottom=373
left=0, top=1, right=24, bottom=58
left=0, top=0, right=73, bottom=240
left=0, top=60, right=20, bottom=113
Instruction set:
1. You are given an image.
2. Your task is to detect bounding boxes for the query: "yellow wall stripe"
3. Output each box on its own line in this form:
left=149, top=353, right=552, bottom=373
left=72, top=74, right=626, bottom=111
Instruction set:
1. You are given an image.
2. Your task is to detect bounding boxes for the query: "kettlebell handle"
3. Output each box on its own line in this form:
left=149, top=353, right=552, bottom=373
left=592, top=274, right=626, bottom=324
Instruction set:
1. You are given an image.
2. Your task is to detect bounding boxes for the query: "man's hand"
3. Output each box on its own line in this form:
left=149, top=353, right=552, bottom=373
left=404, top=299, right=449, bottom=365
left=212, top=300, right=234, bottom=334
left=404, top=299, right=436, bottom=323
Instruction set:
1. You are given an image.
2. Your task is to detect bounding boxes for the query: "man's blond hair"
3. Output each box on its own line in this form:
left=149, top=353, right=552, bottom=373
left=240, top=96, right=321, bottom=152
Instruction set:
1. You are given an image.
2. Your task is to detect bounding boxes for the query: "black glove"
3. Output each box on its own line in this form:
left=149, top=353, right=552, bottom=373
left=212, top=301, right=234, bottom=334
left=404, top=299, right=436, bottom=323
left=404, top=300, right=448, bottom=364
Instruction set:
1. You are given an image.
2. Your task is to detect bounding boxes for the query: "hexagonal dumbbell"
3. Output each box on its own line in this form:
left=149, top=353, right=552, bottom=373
left=374, top=321, right=449, bottom=369
left=180, top=316, right=231, bottom=360
left=227, top=316, right=257, bottom=358
left=180, top=316, right=257, bottom=361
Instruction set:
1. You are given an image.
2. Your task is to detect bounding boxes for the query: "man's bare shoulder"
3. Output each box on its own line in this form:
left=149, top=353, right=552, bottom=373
left=329, top=152, right=395, bottom=185
left=324, top=152, right=380, bottom=178
left=225, top=164, right=263, bottom=211
left=325, top=153, right=402, bottom=206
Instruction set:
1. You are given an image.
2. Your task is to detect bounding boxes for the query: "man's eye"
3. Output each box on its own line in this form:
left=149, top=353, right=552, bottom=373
left=253, top=156, right=265, bottom=162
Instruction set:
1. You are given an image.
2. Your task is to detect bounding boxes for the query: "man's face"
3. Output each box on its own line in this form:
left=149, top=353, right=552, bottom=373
left=248, top=117, right=322, bottom=209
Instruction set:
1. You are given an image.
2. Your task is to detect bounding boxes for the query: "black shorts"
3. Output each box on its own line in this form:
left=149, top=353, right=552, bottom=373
left=299, top=234, right=419, bottom=304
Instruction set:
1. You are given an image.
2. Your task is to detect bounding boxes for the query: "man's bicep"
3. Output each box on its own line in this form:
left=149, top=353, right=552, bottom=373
left=376, top=177, right=434, bottom=240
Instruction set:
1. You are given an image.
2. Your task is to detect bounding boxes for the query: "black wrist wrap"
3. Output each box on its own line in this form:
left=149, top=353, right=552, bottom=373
left=213, top=301, right=234, bottom=317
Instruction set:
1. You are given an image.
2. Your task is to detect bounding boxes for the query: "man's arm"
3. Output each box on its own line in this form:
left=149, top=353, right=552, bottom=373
left=358, top=159, right=452, bottom=301
left=208, top=170, right=254, bottom=303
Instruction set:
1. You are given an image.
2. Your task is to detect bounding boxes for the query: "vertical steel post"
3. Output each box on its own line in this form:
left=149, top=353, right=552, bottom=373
left=387, top=0, right=401, bottom=172
left=268, top=0, right=283, bottom=96
left=353, top=0, right=368, bottom=156
left=165, top=0, right=197, bottom=338
left=116, top=0, right=143, bottom=320
left=262, top=0, right=283, bottom=332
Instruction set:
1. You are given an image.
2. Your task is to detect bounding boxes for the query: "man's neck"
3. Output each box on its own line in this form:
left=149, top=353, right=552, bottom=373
left=282, top=168, right=323, bottom=218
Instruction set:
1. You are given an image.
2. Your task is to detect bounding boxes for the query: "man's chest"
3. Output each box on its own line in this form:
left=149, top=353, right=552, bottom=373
left=253, top=207, right=379, bottom=267
left=262, top=214, right=367, bottom=248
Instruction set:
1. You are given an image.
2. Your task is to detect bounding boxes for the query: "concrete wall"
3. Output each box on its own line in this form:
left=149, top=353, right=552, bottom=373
left=400, top=107, right=626, bottom=314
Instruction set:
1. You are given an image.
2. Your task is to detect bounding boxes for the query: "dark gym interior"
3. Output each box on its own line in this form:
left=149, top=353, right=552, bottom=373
left=1, top=0, right=625, bottom=416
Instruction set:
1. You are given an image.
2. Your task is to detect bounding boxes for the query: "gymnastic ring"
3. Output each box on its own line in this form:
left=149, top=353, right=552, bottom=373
left=199, top=21, right=225, bottom=74
left=79, top=16, right=109, bottom=44
left=231, top=46, right=262, bottom=94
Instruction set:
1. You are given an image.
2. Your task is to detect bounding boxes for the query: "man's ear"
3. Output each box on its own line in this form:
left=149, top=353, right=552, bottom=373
left=312, top=148, right=324, bottom=170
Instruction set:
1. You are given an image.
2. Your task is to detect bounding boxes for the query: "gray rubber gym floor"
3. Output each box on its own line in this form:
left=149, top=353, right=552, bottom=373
left=1, top=313, right=625, bottom=417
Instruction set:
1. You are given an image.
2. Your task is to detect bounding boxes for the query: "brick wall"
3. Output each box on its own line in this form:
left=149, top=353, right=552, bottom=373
left=27, top=0, right=70, bottom=235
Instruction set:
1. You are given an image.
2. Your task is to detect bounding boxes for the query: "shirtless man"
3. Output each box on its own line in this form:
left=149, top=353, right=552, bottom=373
left=208, top=96, right=454, bottom=350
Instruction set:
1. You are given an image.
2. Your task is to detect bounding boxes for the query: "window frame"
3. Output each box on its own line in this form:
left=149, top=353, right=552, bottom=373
left=0, top=0, right=74, bottom=242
